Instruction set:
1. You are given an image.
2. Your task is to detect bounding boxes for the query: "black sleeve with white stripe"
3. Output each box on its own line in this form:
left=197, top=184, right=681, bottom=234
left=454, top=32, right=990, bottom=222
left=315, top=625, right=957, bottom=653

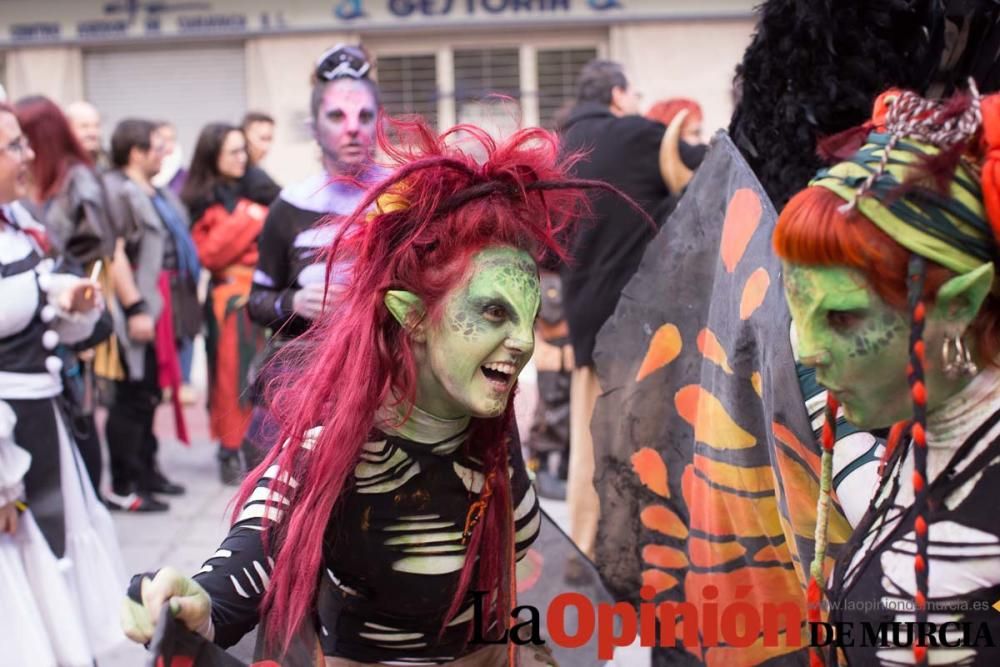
left=190, top=466, right=289, bottom=647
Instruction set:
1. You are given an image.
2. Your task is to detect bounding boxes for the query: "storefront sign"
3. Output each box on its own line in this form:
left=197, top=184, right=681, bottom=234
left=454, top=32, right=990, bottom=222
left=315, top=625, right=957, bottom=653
left=1, top=0, right=754, bottom=46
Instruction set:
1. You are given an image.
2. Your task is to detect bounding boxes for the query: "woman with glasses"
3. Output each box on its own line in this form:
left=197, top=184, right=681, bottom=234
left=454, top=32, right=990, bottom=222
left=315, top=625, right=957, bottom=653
left=181, top=124, right=271, bottom=485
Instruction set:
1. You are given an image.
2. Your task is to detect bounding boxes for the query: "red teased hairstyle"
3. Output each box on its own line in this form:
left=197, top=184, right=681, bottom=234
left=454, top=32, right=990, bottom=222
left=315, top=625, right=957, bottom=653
left=646, top=98, right=703, bottom=129
left=774, top=185, right=1000, bottom=363
left=234, top=118, right=595, bottom=647
left=14, top=96, right=93, bottom=202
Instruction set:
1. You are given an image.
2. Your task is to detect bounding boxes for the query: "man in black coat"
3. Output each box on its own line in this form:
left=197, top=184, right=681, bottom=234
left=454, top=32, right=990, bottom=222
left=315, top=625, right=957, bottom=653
left=560, top=59, right=673, bottom=558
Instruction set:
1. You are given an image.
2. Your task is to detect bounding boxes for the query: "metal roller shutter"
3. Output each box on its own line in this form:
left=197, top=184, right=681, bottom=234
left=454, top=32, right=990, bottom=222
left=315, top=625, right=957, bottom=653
left=378, top=54, right=439, bottom=129
left=537, top=47, right=598, bottom=129
left=84, top=45, right=246, bottom=160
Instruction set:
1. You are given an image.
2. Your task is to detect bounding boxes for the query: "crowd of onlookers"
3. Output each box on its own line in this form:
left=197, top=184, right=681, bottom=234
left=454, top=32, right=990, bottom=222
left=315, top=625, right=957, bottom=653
left=0, top=35, right=706, bottom=576
left=7, top=95, right=286, bottom=511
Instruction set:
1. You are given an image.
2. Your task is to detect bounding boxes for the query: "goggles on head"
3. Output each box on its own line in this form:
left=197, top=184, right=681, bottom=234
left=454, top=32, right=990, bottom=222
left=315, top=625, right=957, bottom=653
left=315, top=44, right=372, bottom=81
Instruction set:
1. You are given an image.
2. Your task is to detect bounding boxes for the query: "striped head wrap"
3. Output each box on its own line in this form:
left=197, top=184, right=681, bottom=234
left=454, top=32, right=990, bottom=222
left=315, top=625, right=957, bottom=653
left=811, top=85, right=994, bottom=273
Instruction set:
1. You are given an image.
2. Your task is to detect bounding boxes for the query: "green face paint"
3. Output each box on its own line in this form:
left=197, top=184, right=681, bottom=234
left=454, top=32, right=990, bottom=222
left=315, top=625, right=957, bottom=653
left=416, top=246, right=540, bottom=419
left=783, top=263, right=975, bottom=429
left=784, top=264, right=915, bottom=428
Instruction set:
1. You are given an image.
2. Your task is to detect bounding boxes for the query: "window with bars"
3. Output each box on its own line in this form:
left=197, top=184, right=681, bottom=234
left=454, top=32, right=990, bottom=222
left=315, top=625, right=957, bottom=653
left=537, top=47, right=598, bottom=129
left=377, top=54, right=438, bottom=127
left=453, top=48, right=522, bottom=138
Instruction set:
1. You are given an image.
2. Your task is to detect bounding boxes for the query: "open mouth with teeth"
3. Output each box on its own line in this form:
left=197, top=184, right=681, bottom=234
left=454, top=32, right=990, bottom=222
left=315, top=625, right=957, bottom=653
left=480, top=361, right=517, bottom=391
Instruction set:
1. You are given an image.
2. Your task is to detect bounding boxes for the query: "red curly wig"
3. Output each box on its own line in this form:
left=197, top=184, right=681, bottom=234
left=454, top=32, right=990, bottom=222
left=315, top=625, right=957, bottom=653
left=14, top=95, right=93, bottom=202
left=233, top=117, right=615, bottom=650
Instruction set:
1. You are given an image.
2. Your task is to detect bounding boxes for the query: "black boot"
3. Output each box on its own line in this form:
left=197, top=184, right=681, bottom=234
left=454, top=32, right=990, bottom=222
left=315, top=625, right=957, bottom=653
left=218, top=447, right=242, bottom=486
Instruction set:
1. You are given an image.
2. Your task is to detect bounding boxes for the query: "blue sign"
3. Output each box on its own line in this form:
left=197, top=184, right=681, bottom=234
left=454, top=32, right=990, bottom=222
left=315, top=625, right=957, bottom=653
left=336, top=0, right=366, bottom=20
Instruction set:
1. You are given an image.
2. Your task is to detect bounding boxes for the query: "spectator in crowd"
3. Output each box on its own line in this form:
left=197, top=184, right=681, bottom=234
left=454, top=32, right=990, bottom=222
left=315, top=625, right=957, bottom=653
left=0, top=101, right=126, bottom=663
left=16, top=96, right=115, bottom=268
left=103, top=118, right=187, bottom=512
left=152, top=120, right=188, bottom=197
left=646, top=97, right=709, bottom=197
left=244, top=43, right=385, bottom=468
left=65, top=100, right=110, bottom=170
left=182, top=123, right=268, bottom=485
left=646, top=97, right=704, bottom=145
left=152, top=120, right=200, bottom=405
left=15, top=95, right=120, bottom=493
left=238, top=111, right=281, bottom=203
left=241, top=111, right=275, bottom=167
left=559, top=59, right=674, bottom=557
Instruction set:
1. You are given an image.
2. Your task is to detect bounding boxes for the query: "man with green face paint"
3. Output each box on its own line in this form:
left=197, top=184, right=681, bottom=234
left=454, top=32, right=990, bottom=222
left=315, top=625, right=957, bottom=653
left=775, top=87, right=1000, bottom=666
left=119, top=118, right=622, bottom=665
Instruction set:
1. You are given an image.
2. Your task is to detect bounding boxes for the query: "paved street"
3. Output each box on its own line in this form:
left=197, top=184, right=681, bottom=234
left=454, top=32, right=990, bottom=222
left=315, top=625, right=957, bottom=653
left=97, top=363, right=647, bottom=666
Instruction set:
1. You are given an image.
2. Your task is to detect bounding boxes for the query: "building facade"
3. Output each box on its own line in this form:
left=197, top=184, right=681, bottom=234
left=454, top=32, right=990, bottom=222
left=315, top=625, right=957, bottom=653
left=0, top=0, right=757, bottom=183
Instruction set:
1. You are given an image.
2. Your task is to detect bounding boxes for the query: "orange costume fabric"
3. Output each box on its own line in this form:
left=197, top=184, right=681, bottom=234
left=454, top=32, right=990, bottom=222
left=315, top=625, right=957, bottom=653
left=191, top=199, right=268, bottom=449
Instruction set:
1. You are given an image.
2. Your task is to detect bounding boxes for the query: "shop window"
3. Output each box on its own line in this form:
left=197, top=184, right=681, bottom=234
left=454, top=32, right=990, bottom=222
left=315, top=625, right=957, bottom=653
left=536, top=47, right=598, bottom=129
left=377, top=54, right=438, bottom=128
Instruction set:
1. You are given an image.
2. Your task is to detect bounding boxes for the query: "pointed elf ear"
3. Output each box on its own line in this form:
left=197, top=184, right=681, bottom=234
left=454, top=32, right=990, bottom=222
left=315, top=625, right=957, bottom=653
left=931, top=262, right=995, bottom=330
left=384, top=290, right=427, bottom=342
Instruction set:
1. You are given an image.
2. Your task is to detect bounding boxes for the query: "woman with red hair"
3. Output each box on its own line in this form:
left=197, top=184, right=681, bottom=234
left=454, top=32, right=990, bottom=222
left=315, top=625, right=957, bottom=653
left=775, top=87, right=1000, bottom=666
left=15, top=96, right=115, bottom=266
left=645, top=98, right=706, bottom=197
left=645, top=97, right=703, bottom=145
left=122, top=119, right=617, bottom=665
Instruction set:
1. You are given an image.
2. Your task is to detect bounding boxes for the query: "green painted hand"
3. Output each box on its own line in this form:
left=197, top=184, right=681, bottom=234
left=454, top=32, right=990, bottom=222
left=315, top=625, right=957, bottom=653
left=120, top=566, right=214, bottom=644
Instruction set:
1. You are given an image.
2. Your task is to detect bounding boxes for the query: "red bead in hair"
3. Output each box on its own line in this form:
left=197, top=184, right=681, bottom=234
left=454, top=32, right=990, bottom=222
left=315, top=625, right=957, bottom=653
left=915, top=515, right=928, bottom=536
left=821, top=421, right=836, bottom=450
left=914, top=340, right=925, bottom=364
left=913, top=471, right=926, bottom=492
left=912, top=422, right=926, bottom=445
left=915, top=591, right=927, bottom=610
left=807, top=577, right=822, bottom=607
left=914, top=646, right=928, bottom=662
left=914, top=302, right=926, bottom=322
left=912, top=381, right=927, bottom=406
left=807, top=575, right=826, bottom=667
left=880, top=422, right=909, bottom=476
left=915, top=554, right=926, bottom=573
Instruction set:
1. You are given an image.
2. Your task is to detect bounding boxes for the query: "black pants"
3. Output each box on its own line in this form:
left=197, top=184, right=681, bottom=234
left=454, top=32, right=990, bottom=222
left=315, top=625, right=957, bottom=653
left=106, top=345, right=160, bottom=495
